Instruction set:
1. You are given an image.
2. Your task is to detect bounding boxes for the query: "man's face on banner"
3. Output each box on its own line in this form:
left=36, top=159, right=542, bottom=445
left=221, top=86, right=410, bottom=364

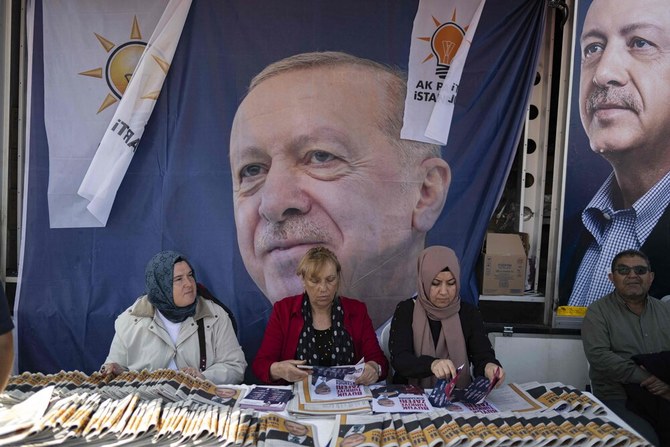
left=230, top=65, right=428, bottom=303
left=579, top=0, right=670, bottom=158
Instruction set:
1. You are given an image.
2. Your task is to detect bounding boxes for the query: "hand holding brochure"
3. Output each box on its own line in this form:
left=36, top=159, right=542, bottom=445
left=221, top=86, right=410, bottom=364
left=429, top=365, right=499, bottom=407
left=451, top=366, right=501, bottom=405
left=426, top=363, right=464, bottom=406
left=451, top=377, right=497, bottom=405
left=302, top=377, right=372, bottom=403
left=443, top=364, right=465, bottom=400
left=298, top=358, right=366, bottom=384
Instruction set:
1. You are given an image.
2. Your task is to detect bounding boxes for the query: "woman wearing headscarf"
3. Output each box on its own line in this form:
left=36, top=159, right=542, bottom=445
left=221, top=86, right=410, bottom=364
left=389, top=246, right=505, bottom=388
left=100, top=250, right=247, bottom=384
left=252, top=246, right=388, bottom=385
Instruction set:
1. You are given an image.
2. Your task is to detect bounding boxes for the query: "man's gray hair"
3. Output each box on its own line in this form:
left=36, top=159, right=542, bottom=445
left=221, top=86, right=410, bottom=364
left=247, top=51, right=442, bottom=164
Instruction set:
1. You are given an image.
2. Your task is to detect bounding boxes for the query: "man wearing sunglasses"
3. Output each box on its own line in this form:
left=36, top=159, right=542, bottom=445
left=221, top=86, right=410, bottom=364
left=582, top=249, right=670, bottom=446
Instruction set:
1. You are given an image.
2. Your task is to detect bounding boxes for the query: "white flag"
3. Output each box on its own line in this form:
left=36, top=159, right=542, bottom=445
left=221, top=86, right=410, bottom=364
left=78, top=0, right=192, bottom=226
left=425, top=0, right=485, bottom=144
left=401, top=0, right=485, bottom=145
left=43, top=0, right=169, bottom=228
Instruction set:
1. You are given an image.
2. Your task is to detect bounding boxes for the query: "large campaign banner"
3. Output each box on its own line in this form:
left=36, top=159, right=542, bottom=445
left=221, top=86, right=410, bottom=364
left=18, top=0, right=546, bottom=376
left=559, top=0, right=670, bottom=306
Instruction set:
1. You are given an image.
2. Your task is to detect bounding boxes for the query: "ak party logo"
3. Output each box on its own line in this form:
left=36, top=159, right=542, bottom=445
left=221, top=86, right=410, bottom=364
left=79, top=16, right=169, bottom=113
left=420, top=10, right=468, bottom=79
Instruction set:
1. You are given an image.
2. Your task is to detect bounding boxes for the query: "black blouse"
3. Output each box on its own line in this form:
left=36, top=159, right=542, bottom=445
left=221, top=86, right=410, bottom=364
left=389, top=298, right=500, bottom=384
left=313, top=327, right=334, bottom=366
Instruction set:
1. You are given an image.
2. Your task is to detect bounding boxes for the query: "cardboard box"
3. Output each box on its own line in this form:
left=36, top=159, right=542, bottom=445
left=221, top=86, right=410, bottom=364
left=480, top=233, right=527, bottom=295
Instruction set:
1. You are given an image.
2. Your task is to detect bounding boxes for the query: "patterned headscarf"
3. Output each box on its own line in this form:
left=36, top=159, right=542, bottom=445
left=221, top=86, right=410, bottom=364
left=411, top=246, right=470, bottom=388
left=145, top=250, right=197, bottom=323
left=296, top=294, right=355, bottom=366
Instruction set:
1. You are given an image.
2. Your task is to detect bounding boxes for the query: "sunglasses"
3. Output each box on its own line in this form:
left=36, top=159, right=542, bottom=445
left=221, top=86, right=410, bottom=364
left=613, top=265, right=650, bottom=276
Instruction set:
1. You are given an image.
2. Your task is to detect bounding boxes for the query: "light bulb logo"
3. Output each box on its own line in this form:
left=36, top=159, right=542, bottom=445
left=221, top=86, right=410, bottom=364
left=419, top=12, right=468, bottom=79
left=430, top=22, right=465, bottom=78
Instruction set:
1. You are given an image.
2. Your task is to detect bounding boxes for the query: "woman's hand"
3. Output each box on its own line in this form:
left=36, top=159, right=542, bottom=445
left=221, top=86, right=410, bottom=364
left=269, top=360, right=309, bottom=383
left=484, top=363, right=505, bottom=388
left=99, top=362, right=125, bottom=376
left=431, top=358, right=457, bottom=380
left=180, top=366, right=205, bottom=379
left=356, top=361, right=381, bottom=385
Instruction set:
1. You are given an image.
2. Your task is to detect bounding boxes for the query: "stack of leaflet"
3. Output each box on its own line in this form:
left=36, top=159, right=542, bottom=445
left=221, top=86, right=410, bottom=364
left=238, top=386, right=294, bottom=412
left=331, top=412, right=463, bottom=447
left=330, top=409, right=651, bottom=447
left=514, top=382, right=606, bottom=415
left=0, top=369, right=250, bottom=411
left=288, top=374, right=372, bottom=417
left=0, top=387, right=650, bottom=447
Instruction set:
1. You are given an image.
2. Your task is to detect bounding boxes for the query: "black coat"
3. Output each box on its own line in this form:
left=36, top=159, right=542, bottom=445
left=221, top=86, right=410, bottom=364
left=389, top=298, right=500, bottom=384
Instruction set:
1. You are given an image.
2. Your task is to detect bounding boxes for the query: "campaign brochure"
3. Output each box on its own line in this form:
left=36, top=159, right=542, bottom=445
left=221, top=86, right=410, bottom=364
left=331, top=414, right=383, bottom=447
left=261, top=413, right=320, bottom=447
left=203, top=385, right=246, bottom=409
left=428, top=367, right=500, bottom=407
left=370, top=384, right=433, bottom=413
left=298, top=358, right=366, bottom=384
left=300, top=377, right=372, bottom=403
left=238, top=386, right=294, bottom=412
left=0, top=389, right=651, bottom=447
left=290, top=377, right=373, bottom=416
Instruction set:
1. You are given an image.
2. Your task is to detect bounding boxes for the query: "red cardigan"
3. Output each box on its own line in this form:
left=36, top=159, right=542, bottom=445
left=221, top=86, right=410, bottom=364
left=252, top=295, right=389, bottom=384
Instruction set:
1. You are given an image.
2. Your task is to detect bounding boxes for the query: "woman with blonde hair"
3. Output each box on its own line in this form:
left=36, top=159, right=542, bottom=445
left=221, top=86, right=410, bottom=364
left=253, top=246, right=387, bottom=385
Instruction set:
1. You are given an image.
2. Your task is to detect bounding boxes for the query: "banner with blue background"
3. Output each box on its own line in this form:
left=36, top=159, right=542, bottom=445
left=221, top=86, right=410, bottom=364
left=18, top=0, right=546, bottom=379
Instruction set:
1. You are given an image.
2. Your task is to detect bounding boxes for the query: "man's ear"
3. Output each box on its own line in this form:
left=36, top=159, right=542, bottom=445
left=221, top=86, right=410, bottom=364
left=412, top=157, right=451, bottom=232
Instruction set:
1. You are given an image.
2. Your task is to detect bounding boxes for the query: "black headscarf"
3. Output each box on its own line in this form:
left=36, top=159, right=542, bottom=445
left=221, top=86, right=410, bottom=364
left=144, top=250, right=197, bottom=323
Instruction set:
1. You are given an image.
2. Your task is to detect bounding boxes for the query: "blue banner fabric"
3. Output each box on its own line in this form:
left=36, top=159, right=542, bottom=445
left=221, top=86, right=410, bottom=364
left=19, top=0, right=546, bottom=377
